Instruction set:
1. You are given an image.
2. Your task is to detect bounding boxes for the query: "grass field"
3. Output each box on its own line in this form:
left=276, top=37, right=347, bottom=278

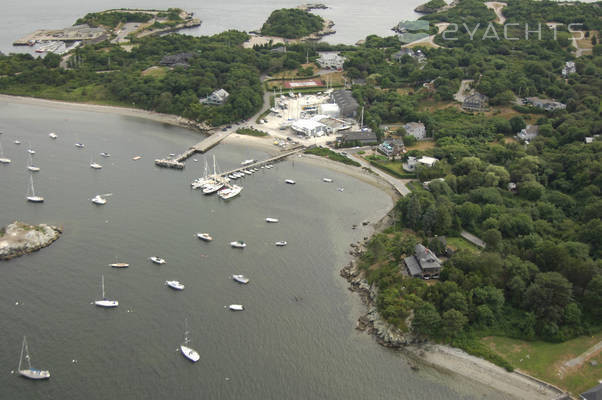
left=482, top=334, right=602, bottom=395
left=446, top=236, right=480, bottom=253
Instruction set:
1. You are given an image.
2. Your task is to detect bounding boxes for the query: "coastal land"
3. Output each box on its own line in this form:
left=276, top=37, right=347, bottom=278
left=0, top=221, right=61, bottom=260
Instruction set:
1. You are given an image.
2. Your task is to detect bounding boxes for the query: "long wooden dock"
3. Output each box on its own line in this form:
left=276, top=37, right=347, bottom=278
left=215, top=145, right=306, bottom=177
left=155, top=130, right=233, bottom=169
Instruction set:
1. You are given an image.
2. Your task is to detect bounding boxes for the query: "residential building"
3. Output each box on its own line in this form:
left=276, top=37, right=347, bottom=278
left=524, top=97, right=566, bottom=111
left=201, top=88, right=229, bottom=105
left=331, top=90, right=359, bottom=118
left=377, top=139, right=404, bottom=158
left=562, top=61, right=576, bottom=77
left=392, top=48, right=427, bottom=63
left=404, top=244, right=442, bottom=279
left=316, top=52, right=345, bottom=70
left=403, top=122, right=426, bottom=140
left=159, top=52, right=195, bottom=68
left=337, top=131, right=378, bottom=146
left=403, top=156, right=418, bottom=172
left=517, top=125, right=539, bottom=142
left=418, top=156, right=438, bottom=167
left=462, top=93, right=488, bottom=111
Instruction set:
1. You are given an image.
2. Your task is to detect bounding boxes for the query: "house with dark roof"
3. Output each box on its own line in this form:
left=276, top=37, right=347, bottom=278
left=159, top=52, right=195, bottom=68
left=331, top=90, right=359, bottom=118
left=404, top=122, right=426, bottom=140
left=336, top=131, right=378, bottom=146
left=392, top=48, right=427, bottom=63
left=580, top=382, right=602, bottom=400
left=462, top=93, right=488, bottom=111
left=404, top=244, right=442, bottom=279
left=524, top=97, right=566, bottom=111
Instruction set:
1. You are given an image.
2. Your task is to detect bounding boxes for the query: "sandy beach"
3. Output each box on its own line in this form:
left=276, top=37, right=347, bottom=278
left=0, top=94, right=565, bottom=399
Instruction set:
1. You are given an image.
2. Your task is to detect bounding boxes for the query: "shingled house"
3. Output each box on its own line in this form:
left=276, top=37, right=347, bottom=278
left=404, top=244, right=442, bottom=279
left=462, top=93, right=488, bottom=112
left=201, top=88, right=230, bottom=105
left=159, top=52, right=195, bottom=68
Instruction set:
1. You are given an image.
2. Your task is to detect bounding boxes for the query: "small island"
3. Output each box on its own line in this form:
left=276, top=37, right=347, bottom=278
left=260, top=8, right=327, bottom=39
left=0, top=222, right=62, bottom=260
left=415, top=0, right=447, bottom=13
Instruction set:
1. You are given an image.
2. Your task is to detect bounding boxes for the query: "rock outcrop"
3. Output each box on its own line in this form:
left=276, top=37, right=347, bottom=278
left=0, top=222, right=62, bottom=260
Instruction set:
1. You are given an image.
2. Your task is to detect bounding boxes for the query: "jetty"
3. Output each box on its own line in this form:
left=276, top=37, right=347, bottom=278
left=154, top=130, right=233, bottom=169
left=214, top=145, right=306, bottom=178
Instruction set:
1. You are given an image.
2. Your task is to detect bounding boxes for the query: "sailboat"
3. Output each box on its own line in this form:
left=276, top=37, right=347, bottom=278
left=91, top=193, right=111, bottom=205
left=94, top=274, right=119, bottom=308
left=27, top=142, right=35, bottom=155
left=27, top=152, right=40, bottom=172
left=0, top=139, right=11, bottom=164
left=17, top=336, right=50, bottom=380
left=180, top=319, right=200, bottom=362
left=26, top=175, right=44, bottom=203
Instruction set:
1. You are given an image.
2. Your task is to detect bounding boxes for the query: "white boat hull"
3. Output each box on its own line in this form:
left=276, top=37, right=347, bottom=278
left=232, top=275, right=249, bottom=284
left=180, top=345, right=200, bottom=362
left=196, top=233, right=213, bottom=241
left=149, top=257, right=166, bottom=264
left=95, top=300, right=119, bottom=308
left=230, top=242, right=246, bottom=248
left=0, top=158, right=11, bottom=164
left=19, top=369, right=50, bottom=380
left=229, top=304, right=244, bottom=311
left=166, top=280, right=184, bottom=290
left=26, top=196, right=44, bottom=203
left=265, top=218, right=279, bottom=223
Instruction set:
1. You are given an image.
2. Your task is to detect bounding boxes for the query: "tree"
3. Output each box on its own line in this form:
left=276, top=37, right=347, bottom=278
left=583, top=275, right=602, bottom=320
left=509, top=116, right=526, bottom=133
left=482, top=228, right=502, bottom=251
left=524, top=272, right=573, bottom=325
left=519, top=180, right=544, bottom=201
left=403, top=135, right=417, bottom=147
left=412, top=302, right=441, bottom=337
left=441, top=309, right=468, bottom=338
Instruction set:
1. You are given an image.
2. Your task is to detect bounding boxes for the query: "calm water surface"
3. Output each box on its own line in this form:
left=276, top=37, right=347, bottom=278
left=0, top=101, right=508, bottom=399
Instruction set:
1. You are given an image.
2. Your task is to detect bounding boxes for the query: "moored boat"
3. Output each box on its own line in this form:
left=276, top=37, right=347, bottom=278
left=17, top=337, right=50, bottom=380
left=109, top=262, right=129, bottom=268
left=100, top=152, right=110, bottom=157
left=228, top=304, right=244, bottom=311
left=149, top=256, right=166, bottom=265
left=196, top=232, right=213, bottom=241
left=202, top=182, right=223, bottom=194
left=75, top=143, right=85, bottom=148
left=285, top=179, right=296, bottom=184
left=91, top=194, right=107, bottom=205
left=48, top=132, right=58, bottom=139
left=90, top=162, right=102, bottom=170
left=241, top=159, right=255, bottom=166
left=323, top=178, right=333, bottom=183
left=232, top=274, right=249, bottom=284
left=218, top=185, right=242, bottom=200
left=165, top=280, right=185, bottom=290
left=265, top=217, right=279, bottom=223
left=94, top=274, right=119, bottom=308
left=180, top=319, right=200, bottom=362
left=230, top=241, right=246, bottom=248
left=275, top=241, right=287, bottom=246
left=26, top=175, right=44, bottom=203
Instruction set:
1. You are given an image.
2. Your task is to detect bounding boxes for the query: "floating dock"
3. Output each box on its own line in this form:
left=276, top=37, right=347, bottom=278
left=215, top=145, right=306, bottom=178
left=155, top=130, right=233, bottom=169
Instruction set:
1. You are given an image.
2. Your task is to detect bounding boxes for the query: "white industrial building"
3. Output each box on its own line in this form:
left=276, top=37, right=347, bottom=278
left=291, top=117, right=330, bottom=137
left=318, top=103, right=340, bottom=118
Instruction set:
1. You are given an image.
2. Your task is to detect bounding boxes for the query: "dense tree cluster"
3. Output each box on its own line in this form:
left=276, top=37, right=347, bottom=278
left=75, top=11, right=155, bottom=28
left=260, top=9, right=324, bottom=39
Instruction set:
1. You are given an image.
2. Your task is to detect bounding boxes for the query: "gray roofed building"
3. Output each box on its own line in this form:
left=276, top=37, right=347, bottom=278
left=317, top=51, right=345, bottom=70
left=404, top=256, right=422, bottom=277
left=392, top=48, right=415, bottom=61
left=462, top=93, right=488, bottom=112
left=517, top=125, right=539, bottom=142
left=331, top=90, right=359, bottom=118
left=337, top=131, right=378, bottom=146
left=378, top=139, right=404, bottom=158
left=403, top=122, right=426, bottom=140
left=580, top=383, right=602, bottom=400
left=160, top=52, right=195, bottom=68
left=201, top=88, right=230, bottom=105
left=524, top=97, right=566, bottom=111
left=404, top=244, right=442, bottom=278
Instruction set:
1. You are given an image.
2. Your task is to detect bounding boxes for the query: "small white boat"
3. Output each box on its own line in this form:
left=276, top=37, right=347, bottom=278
left=75, top=143, right=85, bottom=148
left=230, top=241, right=246, bottom=248
left=265, top=217, right=279, bottom=223
left=149, top=256, right=166, bottom=265
left=109, top=262, right=129, bottom=269
left=241, top=159, right=255, bottom=166
left=338, top=187, right=345, bottom=192
left=218, top=185, right=242, bottom=200
left=180, top=319, right=200, bottom=362
left=243, top=170, right=253, bottom=175
left=100, top=152, right=110, bottom=157
left=196, top=233, right=213, bottom=241
left=27, top=148, right=36, bottom=155
left=14, top=140, right=21, bottom=145
left=0, top=140, right=11, bottom=164
left=285, top=179, right=296, bottom=184
left=232, top=275, right=249, bottom=284
left=275, top=241, right=287, bottom=246
left=48, top=132, right=58, bottom=139
left=202, top=182, right=223, bottom=195
left=91, top=194, right=108, bottom=205
left=228, top=304, right=244, bottom=311
left=323, top=178, right=333, bottom=183
left=228, top=174, right=237, bottom=180
left=26, top=152, right=39, bottom=172
left=165, top=280, right=185, bottom=290
left=17, top=336, right=50, bottom=380
left=168, top=153, right=175, bottom=157
left=90, top=162, right=102, bottom=170
left=26, top=175, right=44, bottom=203
left=94, top=274, right=119, bottom=308
left=132, top=155, right=142, bottom=160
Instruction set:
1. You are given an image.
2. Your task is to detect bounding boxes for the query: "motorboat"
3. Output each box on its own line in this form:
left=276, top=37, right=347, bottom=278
left=90, top=162, right=102, bottom=169
left=75, top=143, right=85, bottom=148
left=243, top=170, right=253, bottom=175
left=241, top=159, right=255, bottom=166
left=232, top=275, right=249, bottom=284
left=26, top=175, right=44, bottom=203
left=109, top=262, right=129, bottom=268
left=132, top=155, right=142, bottom=160
left=94, top=274, right=119, bottom=308
left=165, top=280, right=184, bottom=290
left=285, top=179, right=296, bottom=184
left=196, top=232, right=213, bottom=241
left=17, top=336, right=50, bottom=380
left=48, top=132, right=58, bottom=139
left=202, top=182, right=223, bottom=194
left=149, top=256, right=166, bottom=265
left=228, top=174, right=237, bottom=180
left=180, top=319, right=200, bottom=362
left=27, top=148, right=36, bottom=155
left=230, top=241, right=246, bottom=248
left=265, top=217, right=279, bottom=223
left=91, top=195, right=107, bottom=205
left=218, top=185, right=242, bottom=200
left=275, top=241, right=287, bottom=246
left=323, top=178, right=333, bottom=183
left=100, top=152, right=111, bottom=157
left=14, top=140, right=21, bottom=145
left=228, top=304, right=244, bottom=311
left=338, top=187, right=345, bottom=192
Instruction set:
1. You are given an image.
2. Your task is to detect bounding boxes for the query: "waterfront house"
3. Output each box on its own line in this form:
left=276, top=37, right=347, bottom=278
left=392, top=48, right=426, bottom=63
left=201, top=89, right=230, bottom=105
left=317, top=52, right=346, bottom=70
left=160, top=52, right=195, bottom=68
left=404, top=244, right=442, bottom=279
left=524, top=97, right=566, bottom=111
left=377, top=139, right=404, bottom=158
left=337, top=131, right=378, bottom=146
left=462, top=93, right=488, bottom=112
left=517, top=125, right=539, bottom=142
left=403, top=122, right=426, bottom=140
left=331, top=90, right=359, bottom=118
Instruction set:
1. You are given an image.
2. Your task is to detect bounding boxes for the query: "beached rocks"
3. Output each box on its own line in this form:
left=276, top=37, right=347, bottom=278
left=0, top=221, right=61, bottom=260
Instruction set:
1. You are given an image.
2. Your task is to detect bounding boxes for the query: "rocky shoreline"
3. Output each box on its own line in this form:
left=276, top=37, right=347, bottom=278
left=0, top=222, right=62, bottom=260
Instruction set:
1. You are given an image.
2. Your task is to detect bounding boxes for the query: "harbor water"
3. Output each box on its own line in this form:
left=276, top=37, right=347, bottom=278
left=0, top=101, right=508, bottom=399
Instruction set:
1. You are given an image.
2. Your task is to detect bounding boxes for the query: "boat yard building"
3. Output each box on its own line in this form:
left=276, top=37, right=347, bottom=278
left=291, top=118, right=329, bottom=137
left=337, top=131, right=378, bottom=146
left=331, top=90, right=359, bottom=118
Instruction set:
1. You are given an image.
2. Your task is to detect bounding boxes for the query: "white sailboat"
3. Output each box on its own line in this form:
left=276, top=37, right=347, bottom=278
left=265, top=217, right=279, bottom=223
left=0, top=140, right=11, bottom=164
left=26, top=175, right=44, bottom=203
left=94, top=274, right=119, bottom=308
left=196, top=232, right=213, bottom=241
left=27, top=152, right=40, bottom=172
left=180, top=319, right=200, bottom=362
left=218, top=184, right=242, bottom=200
left=17, top=336, right=50, bottom=380
left=27, top=142, right=35, bottom=155
left=230, top=241, right=246, bottom=248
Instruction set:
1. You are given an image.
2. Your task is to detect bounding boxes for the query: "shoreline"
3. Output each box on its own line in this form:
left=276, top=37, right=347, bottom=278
left=0, top=94, right=564, bottom=399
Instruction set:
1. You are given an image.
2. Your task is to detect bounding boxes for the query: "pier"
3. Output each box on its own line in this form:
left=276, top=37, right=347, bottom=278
left=154, top=130, right=233, bottom=169
left=215, top=145, right=306, bottom=178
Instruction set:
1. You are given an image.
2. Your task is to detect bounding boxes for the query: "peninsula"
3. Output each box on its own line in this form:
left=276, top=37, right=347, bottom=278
left=0, top=222, right=62, bottom=260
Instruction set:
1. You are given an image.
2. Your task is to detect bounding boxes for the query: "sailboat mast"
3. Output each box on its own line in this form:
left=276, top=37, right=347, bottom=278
left=23, top=336, right=32, bottom=370
left=30, top=175, right=36, bottom=196
left=18, top=336, right=25, bottom=370
left=101, top=275, right=105, bottom=299
left=184, top=318, right=190, bottom=344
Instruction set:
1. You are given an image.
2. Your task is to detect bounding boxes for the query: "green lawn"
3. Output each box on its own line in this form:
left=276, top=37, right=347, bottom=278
left=481, top=334, right=602, bottom=395
left=446, top=236, right=480, bottom=253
